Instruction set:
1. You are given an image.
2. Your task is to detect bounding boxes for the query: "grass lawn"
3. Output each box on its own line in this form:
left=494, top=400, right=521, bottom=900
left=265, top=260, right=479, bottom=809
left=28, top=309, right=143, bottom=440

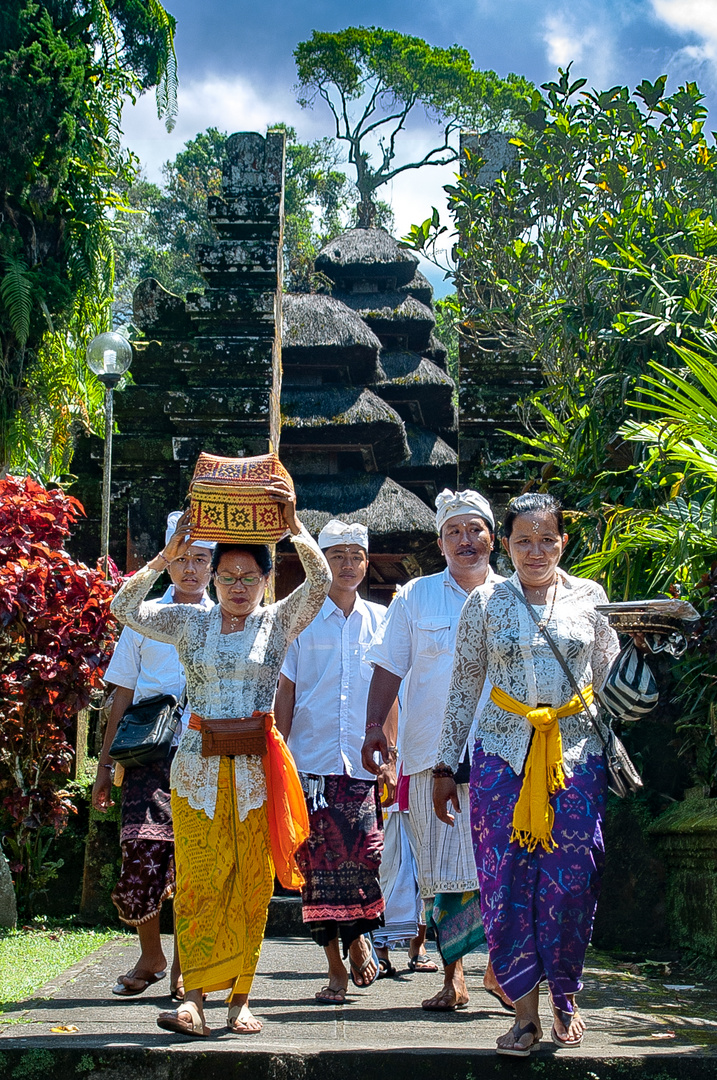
left=0, top=918, right=122, bottom=1011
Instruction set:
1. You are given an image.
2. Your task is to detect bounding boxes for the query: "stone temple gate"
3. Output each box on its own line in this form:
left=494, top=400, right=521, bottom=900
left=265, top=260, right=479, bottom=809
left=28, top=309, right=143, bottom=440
left=72, top=130, right=459, bottom=600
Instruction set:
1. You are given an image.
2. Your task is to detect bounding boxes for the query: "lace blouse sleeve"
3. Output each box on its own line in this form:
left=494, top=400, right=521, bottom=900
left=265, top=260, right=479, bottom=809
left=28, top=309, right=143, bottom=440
left=589, top=582, right=621, bottom=691
left=272, top=526, right=331, bottom=643
left=436, top=588, right=489, bottom=773
left=110, top=565, right=193, bottom=644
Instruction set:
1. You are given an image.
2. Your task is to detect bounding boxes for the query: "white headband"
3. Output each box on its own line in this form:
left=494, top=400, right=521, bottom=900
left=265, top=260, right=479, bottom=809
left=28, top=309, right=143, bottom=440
left=318, top=519, right=369, bottom=552
left=435, top=489, right=495, bottom=533
left=165, top=511, right=215, bottom=551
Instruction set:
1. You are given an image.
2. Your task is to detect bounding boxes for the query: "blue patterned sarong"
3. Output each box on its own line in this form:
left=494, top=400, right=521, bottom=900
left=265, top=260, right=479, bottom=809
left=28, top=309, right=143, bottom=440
left=470, top=743, right=607, bottom=1014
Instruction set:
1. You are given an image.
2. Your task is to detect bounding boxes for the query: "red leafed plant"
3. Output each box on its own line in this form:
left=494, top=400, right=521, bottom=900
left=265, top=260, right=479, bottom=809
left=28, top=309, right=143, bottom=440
left=0, top=475, right=118, bottom=912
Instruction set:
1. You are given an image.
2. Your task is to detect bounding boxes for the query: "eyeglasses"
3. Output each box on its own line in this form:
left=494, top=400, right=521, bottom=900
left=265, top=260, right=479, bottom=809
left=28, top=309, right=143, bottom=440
left=214, top=572, right=264, bottom=587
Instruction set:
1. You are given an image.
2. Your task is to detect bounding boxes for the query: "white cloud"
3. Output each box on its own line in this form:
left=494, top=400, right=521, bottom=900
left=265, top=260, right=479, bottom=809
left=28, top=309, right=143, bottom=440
left=652, top=0, right=717, bottom=46
left=650, top=0, right=717, bottom=86
left=121, top=73, right=321, bottom=182
left=541, top=9, right=617, bottom=88
left=543, top=14, right=592, bottom=67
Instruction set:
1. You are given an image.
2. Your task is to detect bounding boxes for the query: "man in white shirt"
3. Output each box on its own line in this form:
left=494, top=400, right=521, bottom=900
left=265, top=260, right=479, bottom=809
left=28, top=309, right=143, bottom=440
left=92, top=513, right=214, bottom=999
left=275, top=519, right=394, bottom=1005
left=362, top=490, right=510, bottom=1013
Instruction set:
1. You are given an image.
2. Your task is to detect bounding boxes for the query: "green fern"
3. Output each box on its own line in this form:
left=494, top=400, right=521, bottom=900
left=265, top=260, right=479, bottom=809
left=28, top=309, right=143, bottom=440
left=1, top=255, right=33, bottom=347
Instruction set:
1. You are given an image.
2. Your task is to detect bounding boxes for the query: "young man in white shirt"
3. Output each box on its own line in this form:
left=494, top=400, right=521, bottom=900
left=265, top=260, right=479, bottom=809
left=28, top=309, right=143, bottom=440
left=92, top=513, right=214, bottom=1000
left=362, top=490, right=511, bottom=1013
left=275, top=519, right=394, bottom=1004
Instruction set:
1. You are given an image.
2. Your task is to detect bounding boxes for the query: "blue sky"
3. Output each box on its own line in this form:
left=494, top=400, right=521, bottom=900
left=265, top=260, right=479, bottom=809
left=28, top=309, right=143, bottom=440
left=121, top=0, right=717, bottom=295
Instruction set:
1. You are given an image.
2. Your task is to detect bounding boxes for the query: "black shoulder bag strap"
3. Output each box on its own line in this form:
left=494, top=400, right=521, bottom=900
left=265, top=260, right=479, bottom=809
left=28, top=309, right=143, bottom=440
left=502, top=579, right=609, bottom=754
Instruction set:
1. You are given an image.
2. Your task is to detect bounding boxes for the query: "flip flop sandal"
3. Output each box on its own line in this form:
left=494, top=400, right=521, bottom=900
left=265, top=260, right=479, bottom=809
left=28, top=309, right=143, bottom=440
left=484, top=986, right=515, bottom=1013
left=227, top=1003, right=263, bottom=1034
left=157, top=1001, right=210, bottom=1038
left=496, top=1020, right=541, bottom=1057
left=349, top=938, right=380, bottom=988
left=112, top=969, right=166, bottom=997
left=377, top=957, right=397, bottom=978
left=551, top=1007, right=584, bottom=1048
left=314, top=985, right=348, bottom=1004
left=407, top=953, right=439, bottom=973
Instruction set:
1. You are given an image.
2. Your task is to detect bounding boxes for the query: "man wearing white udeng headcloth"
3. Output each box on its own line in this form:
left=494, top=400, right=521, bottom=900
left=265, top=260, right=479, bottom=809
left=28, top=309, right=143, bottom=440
left=275, top=519, right=393, bottom=1004
left=362, top=489, right=511, bottom=1013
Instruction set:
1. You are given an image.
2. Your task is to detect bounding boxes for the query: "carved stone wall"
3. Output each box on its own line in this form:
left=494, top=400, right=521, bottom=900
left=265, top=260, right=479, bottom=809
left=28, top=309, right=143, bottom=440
left=71, top=132, right=285, bottom=569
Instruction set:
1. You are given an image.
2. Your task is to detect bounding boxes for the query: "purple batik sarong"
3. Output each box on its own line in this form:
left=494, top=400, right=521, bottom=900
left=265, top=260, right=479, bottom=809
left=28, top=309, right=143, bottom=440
left=470, top=742, right=607, bottom=1014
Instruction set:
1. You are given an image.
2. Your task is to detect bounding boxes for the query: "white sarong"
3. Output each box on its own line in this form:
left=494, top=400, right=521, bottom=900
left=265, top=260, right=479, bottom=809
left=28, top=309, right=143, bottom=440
left=373, top=812, right=422, bottom=949
left=407, top=768, right=479, bottom=899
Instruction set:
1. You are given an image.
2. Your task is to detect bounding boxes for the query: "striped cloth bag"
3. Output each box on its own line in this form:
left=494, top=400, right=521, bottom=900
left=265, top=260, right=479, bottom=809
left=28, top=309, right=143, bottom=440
left=599, top=641, right=659, bottom=722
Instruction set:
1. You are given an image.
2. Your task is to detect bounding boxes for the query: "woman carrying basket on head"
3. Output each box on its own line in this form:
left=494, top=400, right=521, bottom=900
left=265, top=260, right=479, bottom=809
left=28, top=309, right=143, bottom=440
left=110, top=479, right=330, bottom=1038
left=433, top=493, right=649, bottom=1057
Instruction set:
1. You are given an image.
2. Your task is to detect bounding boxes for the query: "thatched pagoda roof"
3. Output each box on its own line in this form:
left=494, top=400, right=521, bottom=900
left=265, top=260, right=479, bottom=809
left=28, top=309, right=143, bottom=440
left=374, top=351, right=455, bottom=389
left=371, top=352, right=456, bottom=431
left=280, top=387, right=409, bottom=471
left=295, top=472, right=437, bottom=551
left=345, top=296, right=435, bottom=351
left=281, top=293, right=381, bottom=382
left=315, top=228, right=419, bottom=287
left=335, top=269, right=434, bottom=310
left=388, top=426, right=458, bottom=506
left=423, top=332, right=448, bottom=368
left=403, top=426, right=458, bottom=468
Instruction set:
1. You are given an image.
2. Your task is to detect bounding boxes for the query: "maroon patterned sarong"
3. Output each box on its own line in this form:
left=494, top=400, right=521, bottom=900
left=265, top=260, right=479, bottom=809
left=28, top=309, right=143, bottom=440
left=296, top=775, right=385, bottom=926
left=111, top=753, right=176, bottom=925
left=119, top=755, right=174, bottom=843
left=470, top=743, right=607, bottom=1014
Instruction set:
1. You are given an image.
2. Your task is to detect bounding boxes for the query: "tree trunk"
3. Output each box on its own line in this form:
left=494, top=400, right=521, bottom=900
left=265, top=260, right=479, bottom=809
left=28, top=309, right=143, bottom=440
left=357, top=193, right=376, bottom=228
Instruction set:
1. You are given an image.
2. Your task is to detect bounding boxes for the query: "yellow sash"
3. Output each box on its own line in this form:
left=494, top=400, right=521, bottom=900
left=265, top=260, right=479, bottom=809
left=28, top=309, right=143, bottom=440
left=490, top=684, right=594, bottom=853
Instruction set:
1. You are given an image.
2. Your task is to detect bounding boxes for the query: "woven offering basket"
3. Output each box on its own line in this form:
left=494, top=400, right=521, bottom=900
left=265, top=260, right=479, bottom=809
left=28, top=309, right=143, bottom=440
left=189, top=452, right=294, bottom=543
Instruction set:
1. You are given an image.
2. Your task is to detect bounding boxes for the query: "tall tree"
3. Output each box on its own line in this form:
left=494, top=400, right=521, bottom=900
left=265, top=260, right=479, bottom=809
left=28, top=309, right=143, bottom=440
left=294, top=26, right=531, bottom=227
left=407, top=69, right=717, bottom=512
left=0, top=0, right=177, bottom=475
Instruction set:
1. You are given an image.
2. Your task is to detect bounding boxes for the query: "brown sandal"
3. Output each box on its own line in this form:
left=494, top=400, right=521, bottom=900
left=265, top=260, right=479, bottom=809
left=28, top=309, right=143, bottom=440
left=157, top=1001, right=210, bottom=1038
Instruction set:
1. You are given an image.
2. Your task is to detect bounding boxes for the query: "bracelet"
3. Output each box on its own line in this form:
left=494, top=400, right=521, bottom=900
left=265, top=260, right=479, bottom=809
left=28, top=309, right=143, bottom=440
left=157, top=552, right=170, bottom=566
left=98, top=763, right=113, bottom=771
left=386, top=745, right=399, bottom=762
left=432, top=765, right=454, bottom=779
left=365, top=721, right=384, bottom=732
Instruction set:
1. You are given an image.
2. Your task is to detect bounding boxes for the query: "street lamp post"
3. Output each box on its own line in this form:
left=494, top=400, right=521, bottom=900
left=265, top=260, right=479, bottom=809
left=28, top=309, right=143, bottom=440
left=85, top=332, right=132, bottom=578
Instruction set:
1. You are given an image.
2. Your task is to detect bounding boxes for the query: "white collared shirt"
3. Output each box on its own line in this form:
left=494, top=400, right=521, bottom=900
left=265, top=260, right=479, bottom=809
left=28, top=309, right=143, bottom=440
left=281, top=594, right=387, bottom=780
left=365, top=566, right=502, bottom=775
left=104, top=585, right=213, bottom=740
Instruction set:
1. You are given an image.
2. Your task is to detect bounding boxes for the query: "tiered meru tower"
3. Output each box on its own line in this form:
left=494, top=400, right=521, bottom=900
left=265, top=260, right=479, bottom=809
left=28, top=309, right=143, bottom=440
left=278, top=228, right=457, bottom=600
left=71, top=132, right=286, bottom=568
left=71, top=133, right=458, bottom=601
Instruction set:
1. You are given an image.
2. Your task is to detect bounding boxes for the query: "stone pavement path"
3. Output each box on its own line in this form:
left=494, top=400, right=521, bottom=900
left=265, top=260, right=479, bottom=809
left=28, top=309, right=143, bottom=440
left=1, top=934, right=716, bottom=1061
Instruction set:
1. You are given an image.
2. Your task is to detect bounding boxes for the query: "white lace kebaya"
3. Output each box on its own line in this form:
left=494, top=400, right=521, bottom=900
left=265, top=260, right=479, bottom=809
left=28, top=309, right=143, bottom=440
left=110, top=526, right=331, bottom=823
left=436, top=569, right=620, bottom=778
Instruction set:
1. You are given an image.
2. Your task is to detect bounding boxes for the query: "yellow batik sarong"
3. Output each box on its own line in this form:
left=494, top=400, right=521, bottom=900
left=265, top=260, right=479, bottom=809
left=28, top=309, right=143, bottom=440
left=171, top=756, right=274, bottom=998
left=490, top=683, right=594, bottom=853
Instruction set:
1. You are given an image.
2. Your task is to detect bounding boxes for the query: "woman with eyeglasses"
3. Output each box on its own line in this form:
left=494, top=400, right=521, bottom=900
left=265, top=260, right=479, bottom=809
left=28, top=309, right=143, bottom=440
left=110, top=478, right=331, bottom=1038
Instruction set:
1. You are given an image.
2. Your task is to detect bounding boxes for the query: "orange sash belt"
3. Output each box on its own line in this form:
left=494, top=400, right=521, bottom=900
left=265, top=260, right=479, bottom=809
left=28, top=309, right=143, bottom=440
left=188, top=710, right=309, bottom=890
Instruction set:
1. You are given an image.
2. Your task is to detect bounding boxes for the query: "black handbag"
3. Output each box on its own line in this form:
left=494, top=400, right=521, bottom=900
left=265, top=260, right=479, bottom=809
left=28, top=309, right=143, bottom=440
left=503, top=581, right=644, bottom=798
left=109, top=693, right=184, bottom=769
